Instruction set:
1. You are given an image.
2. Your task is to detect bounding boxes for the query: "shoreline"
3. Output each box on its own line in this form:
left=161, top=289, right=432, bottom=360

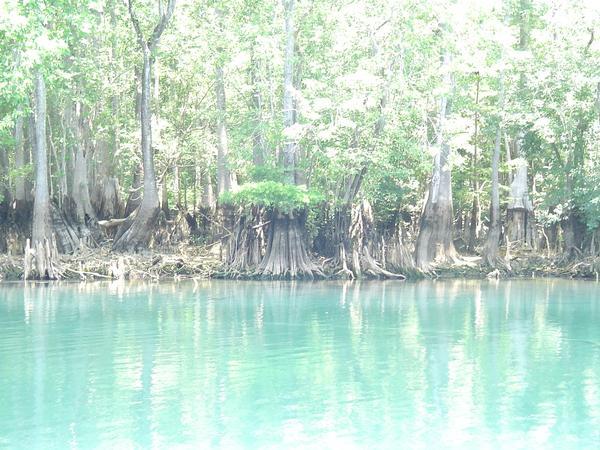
left=1, top=249, right=598, bottom=282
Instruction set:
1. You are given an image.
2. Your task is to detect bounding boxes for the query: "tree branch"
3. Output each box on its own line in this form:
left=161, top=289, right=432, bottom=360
left=126, top=0, right=145, bottom=48
left=585, top=28, right=594, bottom=55
left=150, top=0, right=176, bottom=51
left=126, top=0, right=176, bottom=52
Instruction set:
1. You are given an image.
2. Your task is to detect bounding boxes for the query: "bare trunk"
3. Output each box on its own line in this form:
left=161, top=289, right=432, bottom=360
left=329, top=44, right=400, bottom=278
left=467, top=75, right=480, bottom=252
left=415, top=51, right=457, bottom=269
left=72, top=145, right=96, bottom=221
left=282, top=0, right=297, bottom=185
left=250, top=49, right=265, bottom=166
left=70, top=103, right=98, bottom=233
left=160, top=176, right=169, bottom=218
left=92, top=139, right=122, bottom=220
left=61, top=106, right=73, bottom=205
left=0, top=146, right=9, bottom=205
left=92, top=14, right=123, bottom=222
left=506, top=2, right=535, bottom=249
left=258, top=210, right=322, bottom=279
left=25, top=114, right=35, bottom=202
left=215, top=62, right=237, bottom=196
left=113, top=48, right=160, bottom=251
left=506, top=135, right=535, bottom=246
left=485, top=124, right=503, bottom=265
left=114, top=0, right=175, bottom=251
left=31, top=71, right=53, bottom=246
left=27, top=71, right=65, bottom=278
left=124, top=164, right=142, bottom=217
left=335, top=200, right=405, bottom=279
left=467, top=197, right=480, bottom=251
left=199, top=165, right=215, bottom=211
left=14, top=108, right=26, bottom=205
left=172, top=162, right=180, bottom=206
left=561, top=121, right=587, bottom=259
left=241, top=0, right=321, bottom=279
left=226, top=206, right=264, bottom=275
left=562, top=214, right=585, bottom=258
left=484, top=71, right=504, bottom=266
left=384, top=218, right=416, bottom=274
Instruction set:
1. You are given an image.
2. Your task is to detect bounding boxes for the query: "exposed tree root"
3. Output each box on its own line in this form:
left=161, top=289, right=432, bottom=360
left=4, top=243, right=220, bottom=281
left=93, top=177, right=123, bottom=220
left=23, top=237, right=61, bottom=280
left=112, top=202, right=160, bottom=252
left=331, top=200, right=405, bottom=280
left=51, top=204, right=82, bottom=253
left=226, top=206, right=264, bottom=276
left=379, top=221, right=417, bottom=277
left=256, top=210, right=324, bottom=280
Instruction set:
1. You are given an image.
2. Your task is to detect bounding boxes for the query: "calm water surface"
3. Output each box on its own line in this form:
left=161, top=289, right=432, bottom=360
left=0, top=280, right=599, bottom=449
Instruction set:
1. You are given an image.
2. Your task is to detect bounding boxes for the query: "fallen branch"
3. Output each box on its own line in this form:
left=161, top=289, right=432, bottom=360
left=98, top=218, right=127, bottom=229
left=64, top=267, right=113, bottom=280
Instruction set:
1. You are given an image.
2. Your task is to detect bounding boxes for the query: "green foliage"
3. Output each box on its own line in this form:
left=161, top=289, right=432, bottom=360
left=249, top=164, right=284, bottom=183
left=9, top=164, right=33, bottom=183
left=0, top=0, right=599, bottom=252
left=220, top=181, right=324, bottom=213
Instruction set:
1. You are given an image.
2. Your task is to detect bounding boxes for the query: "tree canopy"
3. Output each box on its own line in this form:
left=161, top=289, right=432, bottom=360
left=1, top=0, right=599, bottom=279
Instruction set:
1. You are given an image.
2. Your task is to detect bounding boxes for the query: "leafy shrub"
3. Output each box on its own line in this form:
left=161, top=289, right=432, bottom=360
left=220, top=181, right=324, bottom=214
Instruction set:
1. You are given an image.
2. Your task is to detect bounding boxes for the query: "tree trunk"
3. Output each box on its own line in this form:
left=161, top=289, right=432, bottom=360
left=0, top=145, right=10, bottom=206
left=467, top=74, right=481, bottom=252
left=561, top=121, right=587, bottom=259
left=199, top=164, right=215, bottom=211
left=68, top=102, right=98, bottom=244
left=92, top=138, right=122, bottom=220
left=124, top=163, right=142, bottom=217
left=172, top=162, right=180, bottom=206
left=114, top=48, right=160, bottom=251
left=92, top=10, right=123, bottom=222
left=226, top=206, right=263, bottom=275
left=215, top=61, right=237, bottom=196
left=333, top=200, right=405, bottom=279
left=506, top=1, right=535, bottom=249
left=114, top=0, right=175, bottom=251
left=31, top=71, right=53, bottom=246
left=484, top=70, right=504, bottom=266
left=415, top=51, right=457, bottom=269
left=562, top=214, right=585, bottom=258
left=506, top=134, right=535, bottom=246
left=26, top=114, right=35, bottom=200
left=160, top=176, right=169, bottom=218
left=281, top=0, right=297, bottom=185
left=14, top=107, right=26, bottom=207
left=485, top=122, right=503, bottom=266
left=328, top=44, right=402, bottom=278
left=258, top=210, right=322, bottom=279
left=27, top=71, right=65, bottom=278
left=384, top=216, right=416, bottom=275
left=250, top=49, right=265, bottom=167
left=244, top=0, right=321, bottom=279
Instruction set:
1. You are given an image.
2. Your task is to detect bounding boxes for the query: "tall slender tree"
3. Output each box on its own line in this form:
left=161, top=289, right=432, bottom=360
left=485, top=72, right=505, bottom=266
left=113, top=0, right=176, bottom=251
left=214, top=8, right=237, bottom=197
left=31, top=70, right=53, bottom=246
left=506, top=0, right=535, bottom=247
left=415, top=50, right=457, bottom=269
left=256, top=0, right=322, bottom=278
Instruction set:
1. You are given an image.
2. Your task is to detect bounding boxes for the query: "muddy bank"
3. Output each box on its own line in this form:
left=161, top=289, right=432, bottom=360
left=0, top=245, right=222, bottom=282
left=431, top=255, right=600, bottom=280
left=2, top=246, right=599, bottom=282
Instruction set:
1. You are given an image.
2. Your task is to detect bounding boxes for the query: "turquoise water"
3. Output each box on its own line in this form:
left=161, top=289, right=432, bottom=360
left=0, top=280, right=598, bottom=449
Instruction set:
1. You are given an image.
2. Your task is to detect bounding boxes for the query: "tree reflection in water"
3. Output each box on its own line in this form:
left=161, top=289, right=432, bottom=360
left=0, top=280, right=598, bottom=448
